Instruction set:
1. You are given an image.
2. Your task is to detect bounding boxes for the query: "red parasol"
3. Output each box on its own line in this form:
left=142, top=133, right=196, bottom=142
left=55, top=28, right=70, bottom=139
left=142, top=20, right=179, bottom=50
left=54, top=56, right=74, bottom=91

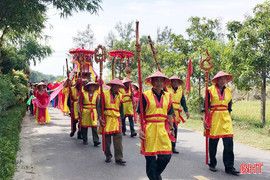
left=69, top=47, right=94, bottom=55
left=109, top=50, right=135, bottom=79
left=109, top=50, right=134, bottom=59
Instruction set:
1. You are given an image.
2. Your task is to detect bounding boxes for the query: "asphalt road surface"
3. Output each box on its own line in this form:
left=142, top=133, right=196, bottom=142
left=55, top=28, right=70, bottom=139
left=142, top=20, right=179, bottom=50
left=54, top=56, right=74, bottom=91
left=14, top=106, right=270, bottom=180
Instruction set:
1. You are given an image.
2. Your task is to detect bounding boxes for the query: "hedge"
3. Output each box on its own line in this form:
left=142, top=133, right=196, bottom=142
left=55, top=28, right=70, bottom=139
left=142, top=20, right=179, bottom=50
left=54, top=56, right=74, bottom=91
left=0, top=103, right=26, bottom=179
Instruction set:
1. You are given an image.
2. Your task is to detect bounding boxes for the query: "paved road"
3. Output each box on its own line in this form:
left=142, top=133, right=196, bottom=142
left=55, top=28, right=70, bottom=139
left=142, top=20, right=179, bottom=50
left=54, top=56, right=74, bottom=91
left=14, top=106, right=270, bottom=180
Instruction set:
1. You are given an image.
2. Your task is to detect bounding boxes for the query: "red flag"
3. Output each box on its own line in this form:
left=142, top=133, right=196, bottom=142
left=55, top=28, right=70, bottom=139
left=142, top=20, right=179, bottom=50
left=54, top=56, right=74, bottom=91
left=185, top=59, right=193, bottom=93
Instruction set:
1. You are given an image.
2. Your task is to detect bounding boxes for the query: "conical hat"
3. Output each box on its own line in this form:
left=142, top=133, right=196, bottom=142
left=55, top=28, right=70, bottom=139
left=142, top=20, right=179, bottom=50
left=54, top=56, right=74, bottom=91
left=106, top=79, right=125, bottom=87
left=85, top=82, right=99, bottom=90
left=211, top=71, right=233, bottom=84
left=132, top=83, right=139, bottom=89
left=145, top=71, right=170, bottom=86
left=122, top=77, right=132, bottom=84
left=169, top=76, right=183, bottom=85
left=37, top=82, right=46, bottom=87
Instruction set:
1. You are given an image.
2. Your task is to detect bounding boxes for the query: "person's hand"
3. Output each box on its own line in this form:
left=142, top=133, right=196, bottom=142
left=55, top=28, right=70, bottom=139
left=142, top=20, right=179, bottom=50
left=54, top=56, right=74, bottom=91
left=138, top=129, right=145, bottom=140
left=99, top=116, right=105, bottom=126
left=170, top=129, right=175, bottom=137
left=203, top=120, right=210, bottom=130
left=186, top=112, right=190, bottom=119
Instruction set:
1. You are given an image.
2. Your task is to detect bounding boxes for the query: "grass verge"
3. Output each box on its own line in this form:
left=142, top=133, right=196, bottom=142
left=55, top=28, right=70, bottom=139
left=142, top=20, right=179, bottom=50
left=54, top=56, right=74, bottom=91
left=0, top=103, right=26, bottom=180
left=180, top=112, right=270, bottom=151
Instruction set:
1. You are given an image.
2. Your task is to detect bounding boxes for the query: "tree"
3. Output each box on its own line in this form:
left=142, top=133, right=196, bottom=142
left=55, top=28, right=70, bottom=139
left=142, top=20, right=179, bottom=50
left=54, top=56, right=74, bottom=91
left=115, top=21, right=135, bottom=41
left=226, top=1, right=270, bottom=125
left=0, top=35, right=52, bottom=74
left=185, top=16, right=223, bottom=112
left=0, top=0, right=102, bottom=73
left=73, top=24, right=95, bottom=49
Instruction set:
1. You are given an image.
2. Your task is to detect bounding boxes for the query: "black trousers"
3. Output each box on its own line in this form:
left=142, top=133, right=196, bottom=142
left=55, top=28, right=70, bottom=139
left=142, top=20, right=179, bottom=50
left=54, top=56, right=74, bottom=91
left=209, top=137, right=234, bottom=170
left=121, top=116, right=135, bottom=134
left=171, top=122, right=178, bottom=150
left=71, top=120, right=81, bottom=134
left=81, top=127, right=99, bottom=143
left=145, top=154, right=171, bottom=180
left=30, top=102, right=34, bottom=115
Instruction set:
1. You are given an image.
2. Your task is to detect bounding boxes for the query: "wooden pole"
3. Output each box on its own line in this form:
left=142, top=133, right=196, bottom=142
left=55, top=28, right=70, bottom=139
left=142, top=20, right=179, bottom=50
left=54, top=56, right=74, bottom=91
left=148, top=36, right=162, bottom=72
left=200, top=49, right=213, bottom=165
left=94, top=45, right=107, bottom=151
left=136, top=21, right=145, bottom=136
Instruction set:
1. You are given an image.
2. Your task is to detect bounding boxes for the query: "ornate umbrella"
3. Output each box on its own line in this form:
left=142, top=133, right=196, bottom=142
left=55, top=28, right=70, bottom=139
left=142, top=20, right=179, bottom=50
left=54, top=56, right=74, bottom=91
left=108, top=50, right=135, bottom=79
left=69, top=47, right=95, bottom=79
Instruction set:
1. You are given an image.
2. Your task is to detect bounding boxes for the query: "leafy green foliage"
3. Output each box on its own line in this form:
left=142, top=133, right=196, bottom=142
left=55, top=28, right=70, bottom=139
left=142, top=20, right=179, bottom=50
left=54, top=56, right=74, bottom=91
left=0, top=103, right=26, bottom=179
left=29, top=70, right=63, bottom=83
left=0, top=71, right=28, bottom=111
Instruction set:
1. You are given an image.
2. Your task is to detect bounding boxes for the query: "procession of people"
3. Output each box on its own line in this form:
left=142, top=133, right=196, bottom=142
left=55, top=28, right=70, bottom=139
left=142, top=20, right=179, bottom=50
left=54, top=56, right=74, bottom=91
left=26, top=42, right=239, bottom=180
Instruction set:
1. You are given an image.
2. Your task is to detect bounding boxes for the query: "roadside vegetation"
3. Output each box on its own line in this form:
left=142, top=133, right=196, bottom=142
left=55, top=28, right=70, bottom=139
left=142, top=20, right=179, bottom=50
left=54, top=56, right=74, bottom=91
left=181, top=100, right=270, bottom=151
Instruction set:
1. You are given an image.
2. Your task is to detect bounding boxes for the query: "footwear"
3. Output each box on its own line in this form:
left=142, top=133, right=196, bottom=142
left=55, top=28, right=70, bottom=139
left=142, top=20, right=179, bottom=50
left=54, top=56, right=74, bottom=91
left=209, top=166, right=217, bottom=172
left=172, top=149, right=179, bottom=154
left=122, top=132, right=126, bottom=136
left=115, top=159, right=126, bottom=165
left=94, top=142, right=101, bottom=147
left=130, top=132, right=137, bottom=137
left=70, top=132, right=75, bottom=137
left=225, top=167, right=240, bottom=176
left=83, top=141, right=88, bottom=145
left=105, top=157, right=112, bottom=163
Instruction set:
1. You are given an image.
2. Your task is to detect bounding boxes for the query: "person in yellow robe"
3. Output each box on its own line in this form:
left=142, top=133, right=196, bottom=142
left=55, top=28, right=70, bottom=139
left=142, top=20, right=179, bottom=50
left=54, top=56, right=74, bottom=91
left=166, top=76, right=190, bottom=154
left=203, top=71, right=239, bottom=176
left=99, top=79, right=126, bottom=165
left=64, top=79, right=83, bottom=139
left=79, top=82, right=101, bottom=146
left=137, top=71, right=175, bottom=180
left=120, top=77, right=137, bottom=137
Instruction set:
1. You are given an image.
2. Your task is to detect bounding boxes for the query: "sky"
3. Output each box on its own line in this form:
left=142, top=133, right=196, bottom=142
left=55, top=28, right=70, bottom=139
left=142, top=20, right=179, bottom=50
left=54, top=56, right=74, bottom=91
left=30, top=0, right=266, bottom=77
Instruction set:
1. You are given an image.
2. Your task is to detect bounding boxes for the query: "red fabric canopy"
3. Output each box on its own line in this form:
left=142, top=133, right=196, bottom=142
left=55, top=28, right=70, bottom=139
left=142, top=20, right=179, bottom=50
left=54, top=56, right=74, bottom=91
left=109, top=50, right=134, bottom=58
left=69, top=47, right=94, bottom=55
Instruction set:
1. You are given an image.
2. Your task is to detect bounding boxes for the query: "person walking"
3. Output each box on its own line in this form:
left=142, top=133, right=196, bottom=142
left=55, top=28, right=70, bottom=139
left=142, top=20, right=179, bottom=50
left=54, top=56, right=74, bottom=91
left=203, top=71, right=239, bottom=176
left=137, top=71, right=175, bottom=180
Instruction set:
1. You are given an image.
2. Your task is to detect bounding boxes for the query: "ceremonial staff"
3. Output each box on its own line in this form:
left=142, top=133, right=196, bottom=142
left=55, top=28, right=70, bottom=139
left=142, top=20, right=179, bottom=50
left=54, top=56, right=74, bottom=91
left=200, top=49, right=213, bottom=165
left=148, top=36, right=162, bottom=72
left=94, top=45, right=107, bottom=151
left=136, top=21, right=145, bottom=139
left=66, top=58, right=74, bottom=132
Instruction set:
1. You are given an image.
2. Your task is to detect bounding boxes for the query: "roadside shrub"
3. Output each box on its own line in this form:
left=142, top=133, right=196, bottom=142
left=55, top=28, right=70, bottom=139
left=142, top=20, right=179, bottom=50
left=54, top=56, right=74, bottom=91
left=0, top=103, right=26, bottom=179
left=0, top=75, right=16, bottom=111
left=0, top=71, right=28, bottom=111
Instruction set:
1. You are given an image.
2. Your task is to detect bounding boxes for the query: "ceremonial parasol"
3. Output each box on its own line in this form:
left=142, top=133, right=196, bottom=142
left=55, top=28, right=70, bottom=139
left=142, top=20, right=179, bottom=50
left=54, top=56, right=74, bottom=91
left=69, top=47, right=95, bottom=79
left=108, top=50, right=135, bottom=79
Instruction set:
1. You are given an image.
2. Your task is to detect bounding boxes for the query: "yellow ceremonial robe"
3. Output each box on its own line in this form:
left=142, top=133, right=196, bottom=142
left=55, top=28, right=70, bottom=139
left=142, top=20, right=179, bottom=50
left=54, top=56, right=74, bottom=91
left=81, top=91, right=99, bottom=127
left=104, top=90, right=122, bottom=134
left=142, top=90, right=172, bottom=156
left=120, top=87, right=134, bottom=116
left=208, top=85, right=233, bottom=139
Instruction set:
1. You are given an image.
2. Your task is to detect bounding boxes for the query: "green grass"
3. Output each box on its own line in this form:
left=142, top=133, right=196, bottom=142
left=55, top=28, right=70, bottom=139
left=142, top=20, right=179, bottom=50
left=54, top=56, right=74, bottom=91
left=181, top=100, right=270, bottom=151
left=0, top=103, right=26, bottom=180
left=231, top=100, right=270, bottom=125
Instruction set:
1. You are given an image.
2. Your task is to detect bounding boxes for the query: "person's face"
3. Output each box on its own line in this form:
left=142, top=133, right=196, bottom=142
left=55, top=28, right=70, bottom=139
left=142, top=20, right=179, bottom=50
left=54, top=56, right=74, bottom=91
left=217, top=76, right=227, bottom=87
left=171, top=80, right=179, bottom=88
left=132, top=85, right=138, bottom=92
left=84, top=85, right=96, bottom=92
left=151, top=77, right=165, bottom=89
left=124, top=82, right=130, bottom=89
left=111, top=85, right=121, bottom=92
